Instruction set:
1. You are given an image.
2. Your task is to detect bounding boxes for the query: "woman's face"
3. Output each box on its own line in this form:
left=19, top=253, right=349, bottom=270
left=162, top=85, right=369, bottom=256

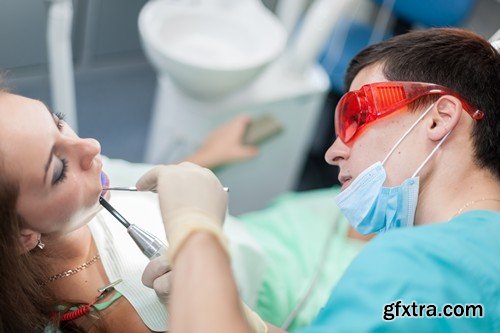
left=0, top=93, right=105, bottom=236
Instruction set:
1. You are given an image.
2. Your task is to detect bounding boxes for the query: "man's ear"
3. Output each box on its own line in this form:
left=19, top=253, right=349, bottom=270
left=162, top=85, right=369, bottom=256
left=18, top=228, right=41, bottom=254
left=426, top=96, right=463, bottom=141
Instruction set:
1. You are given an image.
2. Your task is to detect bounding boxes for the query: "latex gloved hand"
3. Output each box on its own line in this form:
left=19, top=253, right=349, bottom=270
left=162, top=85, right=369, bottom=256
left=142, top=253, right=171, bottom=303
left=136, top=162, right=229, bottom=264
left=242, top=302, right=268, bottom=333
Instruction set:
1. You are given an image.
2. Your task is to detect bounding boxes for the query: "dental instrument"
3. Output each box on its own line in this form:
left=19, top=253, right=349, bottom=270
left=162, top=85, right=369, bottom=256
left=99, top=196, right=169, bottom=261
left=103, top=186, right=229, bottom=192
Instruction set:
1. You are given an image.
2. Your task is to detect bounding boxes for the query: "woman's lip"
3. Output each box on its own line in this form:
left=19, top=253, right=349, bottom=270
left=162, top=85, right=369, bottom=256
left=100, top=171, right=110, bottom=196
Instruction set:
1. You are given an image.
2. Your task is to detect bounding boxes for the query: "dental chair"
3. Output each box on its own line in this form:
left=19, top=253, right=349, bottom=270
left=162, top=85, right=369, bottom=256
left=319, top=0, right=477, bottom=94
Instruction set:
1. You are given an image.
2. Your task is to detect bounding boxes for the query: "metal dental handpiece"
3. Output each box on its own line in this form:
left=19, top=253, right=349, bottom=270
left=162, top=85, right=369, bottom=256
left=99, top=197, right=168, bottom=260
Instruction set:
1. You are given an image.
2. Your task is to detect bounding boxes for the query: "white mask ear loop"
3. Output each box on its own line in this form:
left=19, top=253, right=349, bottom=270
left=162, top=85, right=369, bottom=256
left=381, top=103, right=435, bottom=166
left=411, top=131, right=451, bottom=178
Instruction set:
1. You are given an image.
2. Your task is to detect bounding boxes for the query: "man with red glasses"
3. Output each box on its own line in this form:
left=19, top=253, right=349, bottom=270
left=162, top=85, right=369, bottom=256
left=330, top=80, right=485, bottom=234
left=138, top=28, right=499, bottom=332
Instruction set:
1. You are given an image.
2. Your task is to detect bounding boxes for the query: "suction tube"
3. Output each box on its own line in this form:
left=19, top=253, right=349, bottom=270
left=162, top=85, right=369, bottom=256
left=276, top=0, right=308, bottom=34
left=286, top=0, right=354, bottom=75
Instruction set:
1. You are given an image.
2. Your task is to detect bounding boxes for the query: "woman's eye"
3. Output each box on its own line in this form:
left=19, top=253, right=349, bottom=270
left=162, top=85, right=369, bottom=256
left=53, top=158, right=68, bottom=185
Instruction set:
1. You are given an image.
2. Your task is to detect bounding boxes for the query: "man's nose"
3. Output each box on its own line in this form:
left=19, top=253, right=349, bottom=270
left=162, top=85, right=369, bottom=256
left=324, top=137, right=350, bottom=166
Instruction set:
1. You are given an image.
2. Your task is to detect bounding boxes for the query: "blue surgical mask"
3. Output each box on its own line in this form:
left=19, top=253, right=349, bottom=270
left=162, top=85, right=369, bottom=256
left=335, top=104, right=450, bottom=234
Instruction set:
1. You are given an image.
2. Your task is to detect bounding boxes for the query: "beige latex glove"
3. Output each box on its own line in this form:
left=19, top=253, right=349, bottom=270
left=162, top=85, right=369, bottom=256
left=136, top=162, right=229, bottom=264
left=142, top=260, right=267, bottom=331
left=242, top=302, right=268, bottom=333
left=142, top=253, right=171, bottom=303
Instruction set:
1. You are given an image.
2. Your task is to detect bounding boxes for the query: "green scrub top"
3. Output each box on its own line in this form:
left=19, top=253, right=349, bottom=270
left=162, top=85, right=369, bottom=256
left=297, top=210, right=500, bottom=333
left=239, top=187, right=366, bottom=330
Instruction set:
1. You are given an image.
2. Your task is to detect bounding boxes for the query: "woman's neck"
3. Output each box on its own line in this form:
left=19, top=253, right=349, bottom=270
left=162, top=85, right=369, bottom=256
left=41, top=224, right=110, bottom=304
left=41, top=225, right=94, bottom=267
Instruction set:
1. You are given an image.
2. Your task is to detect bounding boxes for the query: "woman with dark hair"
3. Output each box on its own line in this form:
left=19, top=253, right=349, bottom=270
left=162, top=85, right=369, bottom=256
left=0, top=91, right=261, bottom=332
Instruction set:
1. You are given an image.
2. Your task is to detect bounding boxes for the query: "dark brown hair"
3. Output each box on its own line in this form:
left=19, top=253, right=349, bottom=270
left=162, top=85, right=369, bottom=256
left=0, top=156, right=57, bottom=332
left=345, top=28, right=500, bottom=180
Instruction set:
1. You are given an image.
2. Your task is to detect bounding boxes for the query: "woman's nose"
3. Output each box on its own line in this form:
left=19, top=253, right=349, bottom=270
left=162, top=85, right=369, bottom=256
left=74, top=138, right=101, bottom=170
left=324, top=137, right=350, bottom=166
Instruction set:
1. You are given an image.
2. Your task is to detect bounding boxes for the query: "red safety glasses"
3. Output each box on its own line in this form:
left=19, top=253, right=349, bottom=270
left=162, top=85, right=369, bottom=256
left=334, top=81, right=484, bottom=144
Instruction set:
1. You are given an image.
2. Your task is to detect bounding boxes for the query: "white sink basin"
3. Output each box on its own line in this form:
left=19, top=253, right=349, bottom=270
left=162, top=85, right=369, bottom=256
left=139, top=0, right=287, bottom=99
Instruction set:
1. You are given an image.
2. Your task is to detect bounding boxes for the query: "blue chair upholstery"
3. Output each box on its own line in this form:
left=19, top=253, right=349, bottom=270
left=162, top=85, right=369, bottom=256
left=319, top=0, right=476, bottom=94
left=372, top=0, right=476, bottom=27
left=318, top=20, right=393, bottom=94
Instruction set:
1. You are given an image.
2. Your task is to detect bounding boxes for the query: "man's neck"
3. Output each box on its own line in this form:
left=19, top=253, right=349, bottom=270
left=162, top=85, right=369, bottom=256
left=415, top=167, right=500, bottom=225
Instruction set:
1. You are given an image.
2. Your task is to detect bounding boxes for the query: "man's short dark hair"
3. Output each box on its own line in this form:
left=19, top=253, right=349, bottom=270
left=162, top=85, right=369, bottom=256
left=345, top=28, right=500, bottom=180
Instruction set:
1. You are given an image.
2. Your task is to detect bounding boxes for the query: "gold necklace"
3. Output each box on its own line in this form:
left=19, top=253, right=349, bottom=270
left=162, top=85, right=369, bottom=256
left=454, top=198, right=500, bottom=217
left=47, top=254, right=101, bottom=283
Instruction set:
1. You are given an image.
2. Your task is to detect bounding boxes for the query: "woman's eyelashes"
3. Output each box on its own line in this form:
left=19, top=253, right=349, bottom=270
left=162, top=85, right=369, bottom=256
left=53, top=112, right=66, bottom=130
left=52, top=158, right=68, bottom=185
left=49, top=112, right=69, bottom=185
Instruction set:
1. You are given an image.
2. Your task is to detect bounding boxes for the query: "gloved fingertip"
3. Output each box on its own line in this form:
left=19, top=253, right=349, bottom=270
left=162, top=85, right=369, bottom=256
left=135, top=166, right=162, bottom=190
left=142, top=273, right=154, bottom=288
left=179, top=161, right=201, bottom=168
